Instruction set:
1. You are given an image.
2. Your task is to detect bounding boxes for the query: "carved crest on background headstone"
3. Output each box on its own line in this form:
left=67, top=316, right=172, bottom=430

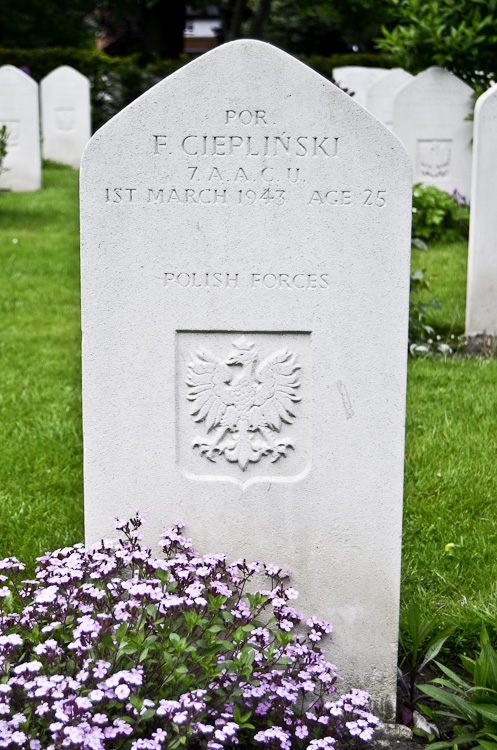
left=417, top=139, right=451, bottom=178
left=55, top=107, right=75, bottom=131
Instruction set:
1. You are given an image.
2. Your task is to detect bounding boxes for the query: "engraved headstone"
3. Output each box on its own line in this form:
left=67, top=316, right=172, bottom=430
left=466, top=84, right=497, bottom=335
left=393, top=66, right=473, bottom=195
left=81, top=40, right=412, bottom=717
left=332, top=66, right=389, bottom=108
left=40, top=66, right=91, bottom=169
left=0, top=65, right=41, bottom=192
left=367, top=68, right=413, bottom=129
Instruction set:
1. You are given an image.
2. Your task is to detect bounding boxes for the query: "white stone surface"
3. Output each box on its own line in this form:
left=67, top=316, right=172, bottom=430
left=393, top=66, right=473, bottom=196
left=40, top=66, right=91, bottom=169
left=466, top=84, right=497, bottom=334
left=367, top=68, right=413, bottom=129
left=81, top=40, right=412, bottom=718
left=0, top=65, right=41, bottom=192
left=332, top=66, right=389, bottom=108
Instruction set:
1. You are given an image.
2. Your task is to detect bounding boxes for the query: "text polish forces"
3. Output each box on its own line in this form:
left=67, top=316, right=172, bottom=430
left=163, top=272, right=330, bottom=289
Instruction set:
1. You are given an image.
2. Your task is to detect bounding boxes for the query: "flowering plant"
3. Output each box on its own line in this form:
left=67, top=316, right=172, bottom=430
left=0, top=513, right=380, bottom=749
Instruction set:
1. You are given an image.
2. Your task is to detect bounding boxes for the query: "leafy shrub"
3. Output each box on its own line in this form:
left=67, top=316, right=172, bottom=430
left=375, top=0, right=496, bottom=94
left=420, top=626, right=497, bottom=750
left=412, top=184, right=470, bottom=243
left=0, top=123, right=8, bottom=178
left=0, top=513, right=379, bottom=749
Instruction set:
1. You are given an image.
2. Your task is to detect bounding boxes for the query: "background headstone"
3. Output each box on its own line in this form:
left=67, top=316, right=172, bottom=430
left=393, top=66, right=473, bottom=196
left=332, top=66, right=389, bottom=108
left=0, top=65, right=41, bottom=192
left=367, top=68, right=413, bottom=129
left=40, top=66, right=91, bottom=169
left=466, top=84, right=497, bottom=335
left=81, top=40, right=412, bottom=717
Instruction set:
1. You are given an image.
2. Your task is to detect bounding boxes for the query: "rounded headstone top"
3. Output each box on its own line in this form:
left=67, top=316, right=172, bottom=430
left=83, top=39, right=410, bottom=173
left=0, top=64, right=38, bottom=89
left=396, top=66, right=474, bottom=100
left=474, top=81, right=497, bottom=114
left=41, top=65, right=90, bottom=84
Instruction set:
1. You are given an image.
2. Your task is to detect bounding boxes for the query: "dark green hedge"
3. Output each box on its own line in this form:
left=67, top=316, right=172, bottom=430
left=0, top=47, right=391, bottom=132
left=0, top=48, right=190, bottom=131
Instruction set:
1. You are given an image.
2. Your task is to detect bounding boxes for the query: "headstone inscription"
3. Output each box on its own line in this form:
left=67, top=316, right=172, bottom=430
left=0, top=65, right=41, bottom=192
left=332, top=66, right=389, bottom=108
left=466, top=85, right=497, bottom=335
left=393, top=66, right=473, bottom=196
left=40, top=66, right=91, bottom=169
left=80, top=40, right=412, bottom=717
left=367, top=69, right=413, bottom=130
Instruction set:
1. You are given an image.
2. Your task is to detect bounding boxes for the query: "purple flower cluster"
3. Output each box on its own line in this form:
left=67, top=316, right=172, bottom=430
left=0, top=514, right=380, bottom=749
left=451, top=188, right=468, bottom=207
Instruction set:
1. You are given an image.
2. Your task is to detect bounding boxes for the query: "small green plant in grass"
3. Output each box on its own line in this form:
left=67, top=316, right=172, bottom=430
left=409, top=239, right=448, bottom=356
left=412, top=184, right=470, bottom=243
left=398, top=601, right=454, bottom=728
left=420, top=626, right=497, bottom=750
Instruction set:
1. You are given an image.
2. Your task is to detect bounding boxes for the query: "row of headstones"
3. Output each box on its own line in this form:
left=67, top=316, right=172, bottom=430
left=0, top=64, right=91, bottom=192
left=333, top=65, right=473, bottom=198
left=2, top=53, right=494, bottom=335
left=335, top=64, right=497, bottom=335
left=0, top=59, right=476, bottom=201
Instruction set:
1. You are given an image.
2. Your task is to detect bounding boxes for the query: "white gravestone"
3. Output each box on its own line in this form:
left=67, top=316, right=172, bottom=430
left=367, top=69, right=413, bottom=129
left=393, top=66, right=473, bottom=196
left=0, top=65, right=41, bottom=192
left=466, top=85, right=497, bottom=335
left=332, top=66, right=389, bottom=108
left=40, top=65, right=91, bottom=169
left=81, top=40, right=411, bottom=718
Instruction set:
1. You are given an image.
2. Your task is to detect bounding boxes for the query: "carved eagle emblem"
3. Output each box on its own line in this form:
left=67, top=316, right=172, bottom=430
left=186, top=337, right=301, bottom=471
left=419, top=141, right=450, bottom=178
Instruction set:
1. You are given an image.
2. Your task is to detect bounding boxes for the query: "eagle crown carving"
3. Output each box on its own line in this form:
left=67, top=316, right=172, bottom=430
left=186, top=337, right=302, bottom=471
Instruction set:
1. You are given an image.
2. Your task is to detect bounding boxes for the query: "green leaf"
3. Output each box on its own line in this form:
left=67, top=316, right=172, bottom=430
left=474, top=705, right=497, bottom=722
left=116, top=623, right=128, bottom=642
left=129, top=694, right=143, bottom=711
left=412, top=237, right=429, bottom=251
left=426, top=741, right=466, bottom=750
left=422, top=629, right=455, bottom=668
left=434, top=661, right=472, bottom=689
left=430, top=677, right=469, bottom=696
left=100, top=634, right=114, bottom=650
left=420, top=684, right=477, bottom=721
left=477, top=742, right=497, bottom=750
left=120, top=643, right=139, bottom=654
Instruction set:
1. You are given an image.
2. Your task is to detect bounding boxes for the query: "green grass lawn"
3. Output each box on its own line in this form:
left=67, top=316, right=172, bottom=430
left=1, top=165, right=497, bottom=659
left=0, top=163, right=83, bottom=563
left=411, top=239, right=468, bottom=337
